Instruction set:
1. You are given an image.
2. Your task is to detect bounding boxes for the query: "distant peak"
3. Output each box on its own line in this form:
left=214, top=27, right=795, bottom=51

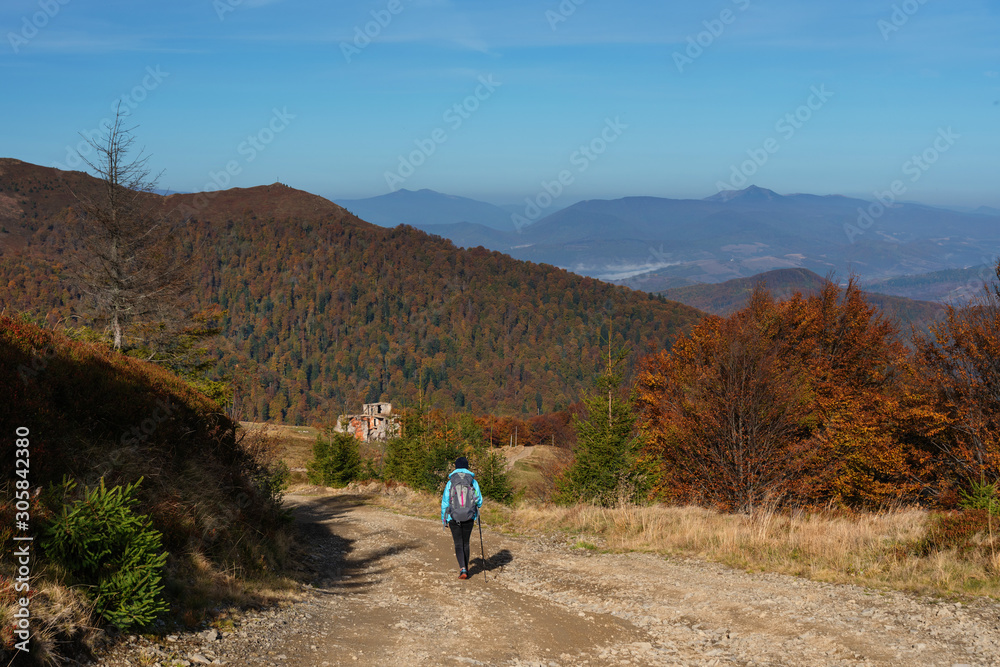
left=384, top=188, right=444, bottom=198
left=705, top=185, right=782, bottom=202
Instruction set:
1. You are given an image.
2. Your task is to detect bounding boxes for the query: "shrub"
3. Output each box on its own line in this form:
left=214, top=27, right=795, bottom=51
left=475, top=450, right=514, bottom=504
left=307, top=430, right=361, bottom=487
left=359, top=457, right=381, bottom=481
left=916, top=510, right=992, bottom=555
left=42, top=477, right=168, bottom=631
left=382, top=434, right=419, bottom=487
left=382, top=409, right=463, bottom=491
left=265, top=460, right=291, bottom=498
left=419, top=441, right=464, bottom=492
left=380, top=409, right=512, bottom=499
left=959, top=478, right=1000, bottom=516
left=558, top=357, right=647, bottom=507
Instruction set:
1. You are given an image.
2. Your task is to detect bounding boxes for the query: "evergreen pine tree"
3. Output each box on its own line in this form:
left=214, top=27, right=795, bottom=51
left=307, top=429, right=362, bottom=487
left=475, top=449, right=515, bottom=504
left=557, top=326, right=647, bottom=506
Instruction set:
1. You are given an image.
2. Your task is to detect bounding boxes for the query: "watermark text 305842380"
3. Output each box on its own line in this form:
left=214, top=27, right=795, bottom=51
left=12, top=426, right=34, bottom=653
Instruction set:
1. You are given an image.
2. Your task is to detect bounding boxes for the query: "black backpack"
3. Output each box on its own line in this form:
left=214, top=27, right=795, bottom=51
left=448, top=472, right=477, bottom=522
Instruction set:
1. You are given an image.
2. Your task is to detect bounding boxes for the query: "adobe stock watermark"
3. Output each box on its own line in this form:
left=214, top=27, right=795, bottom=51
left=175, top=107, right=295, bottom=218
left=642, top=243, right=683, bottom=275
left=341, top=0, right=409, bottom=63
left=843, top=126, right=959, bottom=243
left=214, top=0, right=247, bottom=21
left=102, top=398, right=179, bottom=472
left=716, top=84, right=834, bottom=192
left=546, top=0, right=586, bottom=30
left=673, top=0, right=750, bottom=73
left=384, top=75, right=501, bottom=191
left=877, top=0, right=930, bottom=41
left=7, top=0, right=71, bottom=54
left=511, top=116, right=627, bottom=230
left=52, top=66, right=170, bottom=172
left=12, top=426, right=34, bottom=654
left=119, top=399, right=175, bottom=448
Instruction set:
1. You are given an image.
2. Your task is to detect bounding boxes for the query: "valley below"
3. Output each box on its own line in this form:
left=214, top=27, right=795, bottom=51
left=97, top=488, right=1000, bottom=667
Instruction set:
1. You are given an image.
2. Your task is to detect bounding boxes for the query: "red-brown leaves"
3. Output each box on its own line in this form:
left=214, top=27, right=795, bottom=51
left=637, top=278, right=929, bottom=510
left=915, top=264, right=1000, bottom=484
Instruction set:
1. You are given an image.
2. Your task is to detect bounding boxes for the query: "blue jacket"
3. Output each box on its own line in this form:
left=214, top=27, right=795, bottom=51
left=441, top=468, right=483, bottom=523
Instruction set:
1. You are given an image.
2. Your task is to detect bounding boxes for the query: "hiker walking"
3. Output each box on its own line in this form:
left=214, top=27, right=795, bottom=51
left=441, top=456, right=483, bottom=579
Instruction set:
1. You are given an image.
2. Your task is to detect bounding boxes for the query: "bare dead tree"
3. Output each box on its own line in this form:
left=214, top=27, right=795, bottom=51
left=69, top=105, right=190, bottom=351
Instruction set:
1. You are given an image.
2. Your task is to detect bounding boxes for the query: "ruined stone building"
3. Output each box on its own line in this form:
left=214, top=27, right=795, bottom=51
left=334, top=402, right=400, bottom=442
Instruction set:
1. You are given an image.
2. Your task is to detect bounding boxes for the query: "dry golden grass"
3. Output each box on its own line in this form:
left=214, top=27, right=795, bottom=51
left=167, top=549, right=300, bottom=626
left=242, top=421, right=320, bottom=484
left=0, top=578, right=98, bottom=666
left=333, top=482, right=1000, bottom=600
left=504, top=445, right=574, bottom=501
left=514, top=502, right=1000, bottom=598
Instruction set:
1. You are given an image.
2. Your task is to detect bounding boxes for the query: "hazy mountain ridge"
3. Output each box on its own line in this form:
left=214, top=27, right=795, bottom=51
left=862, top=264, right=998, bottom=303
left=352, top=183, right=1000, bottom=284
left=338, top=188, right=516, bottom=232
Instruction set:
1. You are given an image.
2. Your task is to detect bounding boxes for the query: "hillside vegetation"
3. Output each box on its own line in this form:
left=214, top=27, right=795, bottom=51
left=0, top=159, right=703, bottom=424
left=0, top=315, right=294, bottom=663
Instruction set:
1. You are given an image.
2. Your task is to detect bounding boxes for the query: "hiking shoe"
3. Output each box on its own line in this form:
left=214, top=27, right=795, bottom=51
left=459, top=569, right=468, bottom=580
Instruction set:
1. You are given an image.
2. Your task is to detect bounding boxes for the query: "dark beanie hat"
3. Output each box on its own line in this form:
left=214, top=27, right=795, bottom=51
left=455, top=456, right=469, bottom=470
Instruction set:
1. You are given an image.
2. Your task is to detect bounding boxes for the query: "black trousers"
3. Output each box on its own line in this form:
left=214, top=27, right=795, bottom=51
left=448, top=518, right=476, bottom=570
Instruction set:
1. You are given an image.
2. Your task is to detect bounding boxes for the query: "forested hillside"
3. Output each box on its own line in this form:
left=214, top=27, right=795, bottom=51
left=0, top=159, right=703, bottom=424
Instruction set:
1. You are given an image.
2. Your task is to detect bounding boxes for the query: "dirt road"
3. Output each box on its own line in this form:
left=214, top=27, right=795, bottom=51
left=102, top=489, right=1000, bottom=666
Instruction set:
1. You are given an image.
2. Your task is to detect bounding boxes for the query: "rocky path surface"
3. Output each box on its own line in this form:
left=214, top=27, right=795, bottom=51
left=99, top=490, right=1000, bottom=666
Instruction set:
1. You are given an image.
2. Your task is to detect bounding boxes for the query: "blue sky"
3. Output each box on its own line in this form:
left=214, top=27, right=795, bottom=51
left=3, top=0, right=999, bottom=208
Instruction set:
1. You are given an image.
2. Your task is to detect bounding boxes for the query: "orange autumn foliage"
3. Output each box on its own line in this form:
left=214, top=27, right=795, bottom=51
left=915, top=263, right=1000, bottom=485
left=637, top=279, right=937, bottom=510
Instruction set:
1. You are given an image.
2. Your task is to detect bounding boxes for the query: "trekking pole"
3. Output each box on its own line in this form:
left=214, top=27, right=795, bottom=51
left=477, top=514, right=487, bottom=582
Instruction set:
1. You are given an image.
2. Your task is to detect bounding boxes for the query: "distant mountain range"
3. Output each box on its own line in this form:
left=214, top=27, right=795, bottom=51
left=336, top=185, right=1000, bottom=286
left=941, top=205, right=1000, bottom=217
left=862, top=265, right=997, bottom=304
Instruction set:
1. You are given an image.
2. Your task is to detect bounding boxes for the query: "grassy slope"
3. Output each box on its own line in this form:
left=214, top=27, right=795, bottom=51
left=501, top=445, right=574, bottom=501
left=243, top=422, right=321, bottom=486
left=0, top=316, right=296, bottom=663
